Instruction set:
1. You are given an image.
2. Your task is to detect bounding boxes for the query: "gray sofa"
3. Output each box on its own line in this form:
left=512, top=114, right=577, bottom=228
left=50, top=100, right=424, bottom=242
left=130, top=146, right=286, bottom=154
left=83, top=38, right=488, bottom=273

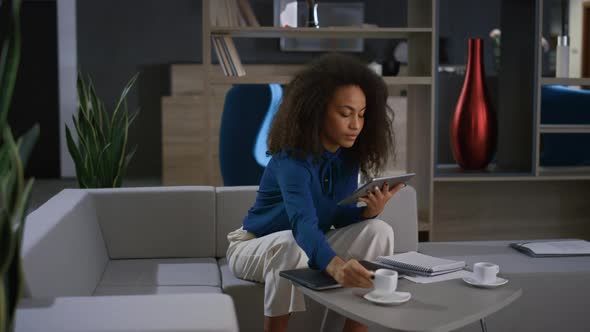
left=17, top=185, right=419, bottom=332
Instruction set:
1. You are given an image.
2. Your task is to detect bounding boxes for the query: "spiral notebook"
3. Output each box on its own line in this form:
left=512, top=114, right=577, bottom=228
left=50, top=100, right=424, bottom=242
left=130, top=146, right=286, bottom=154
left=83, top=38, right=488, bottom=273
left=375, top=251, right=466, bottom=277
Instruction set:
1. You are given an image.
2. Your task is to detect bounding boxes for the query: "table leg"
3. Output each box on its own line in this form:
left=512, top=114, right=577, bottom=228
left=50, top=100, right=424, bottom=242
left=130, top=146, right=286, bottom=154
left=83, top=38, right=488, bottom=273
left=480, top=318, right=488, bottom=332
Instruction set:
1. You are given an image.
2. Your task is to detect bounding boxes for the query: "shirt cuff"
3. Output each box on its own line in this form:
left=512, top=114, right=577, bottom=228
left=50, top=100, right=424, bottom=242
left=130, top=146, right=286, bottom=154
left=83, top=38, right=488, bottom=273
left=316, top=241, right=337, bottom=271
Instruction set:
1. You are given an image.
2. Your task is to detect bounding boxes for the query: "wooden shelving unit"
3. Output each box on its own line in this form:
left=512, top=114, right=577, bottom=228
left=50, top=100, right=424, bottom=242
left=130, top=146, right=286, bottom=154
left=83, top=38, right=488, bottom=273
left=210, top=75, right=432, bottom=85
left=163, top=0, right=590, bottom=242
left=540, top=77, right=590, bottom=85
left=197, top=0, right=437, bottom=234
left=210, top=26, right=432, bottom=39
left=539, top=124, right=590, bottom=134
left=430, top=0, right=590, bottom=241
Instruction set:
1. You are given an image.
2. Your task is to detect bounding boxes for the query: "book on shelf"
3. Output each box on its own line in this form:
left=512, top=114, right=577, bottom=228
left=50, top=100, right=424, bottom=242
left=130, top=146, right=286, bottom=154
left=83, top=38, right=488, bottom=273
left=210, top=0, right=258, bottom=27
left=222, top=36, right=245, bottom=76
left=375, top=251, right=466, bottom=277
left=237, top=0, right=260, bottom=27
left=211, top=36, right=246, bottom=77
left=510, top=239, right=590, bottom=257
left=211, top=36, right=230, bottom=76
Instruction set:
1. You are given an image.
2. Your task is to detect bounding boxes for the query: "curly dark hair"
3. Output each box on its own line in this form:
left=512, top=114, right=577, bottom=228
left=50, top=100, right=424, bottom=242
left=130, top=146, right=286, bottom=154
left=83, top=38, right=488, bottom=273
left=267, top=53, right=395, bottom=177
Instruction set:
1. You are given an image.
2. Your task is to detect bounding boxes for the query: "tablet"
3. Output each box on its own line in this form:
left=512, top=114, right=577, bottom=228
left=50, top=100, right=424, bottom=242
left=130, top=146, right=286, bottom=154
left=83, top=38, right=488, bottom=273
left=337, top=173, right=415, bottom=206
left=279, top=260, right=398, bottom=291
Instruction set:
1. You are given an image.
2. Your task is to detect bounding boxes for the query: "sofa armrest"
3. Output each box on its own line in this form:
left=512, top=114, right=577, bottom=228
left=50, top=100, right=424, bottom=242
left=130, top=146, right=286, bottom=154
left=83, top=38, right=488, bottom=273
left=86, top=186, right=216, bottom=258
left=22, top=189, right=108, bottom=298
left=378, top=185, right=418, bottom=253
left=15, top=294, right=239, bottom=332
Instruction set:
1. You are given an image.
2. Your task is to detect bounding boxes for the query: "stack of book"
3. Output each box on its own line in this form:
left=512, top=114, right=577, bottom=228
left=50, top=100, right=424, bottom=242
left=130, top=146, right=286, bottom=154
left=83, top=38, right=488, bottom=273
left=211, top=36, right=246, bottom=77
left=375, top=251, right=466, bottom=277
left=210, top=0, right=257, bottom=77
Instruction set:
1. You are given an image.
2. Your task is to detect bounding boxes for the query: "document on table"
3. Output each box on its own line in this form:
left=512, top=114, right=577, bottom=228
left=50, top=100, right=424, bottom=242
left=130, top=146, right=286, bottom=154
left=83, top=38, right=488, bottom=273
left=403, top=270, right=471, bottom=284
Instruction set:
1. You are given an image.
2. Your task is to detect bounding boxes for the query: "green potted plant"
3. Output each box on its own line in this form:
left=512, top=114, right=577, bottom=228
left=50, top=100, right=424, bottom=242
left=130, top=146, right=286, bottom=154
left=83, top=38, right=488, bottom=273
left=66, top=72, right=139, bottom=188
left=0, top=0, right=40, bottom=331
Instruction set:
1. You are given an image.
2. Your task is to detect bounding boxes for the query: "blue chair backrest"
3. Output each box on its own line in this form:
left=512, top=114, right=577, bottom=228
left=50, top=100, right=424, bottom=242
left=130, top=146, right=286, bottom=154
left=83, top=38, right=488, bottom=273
left=219, top=84, right=282, bottom=186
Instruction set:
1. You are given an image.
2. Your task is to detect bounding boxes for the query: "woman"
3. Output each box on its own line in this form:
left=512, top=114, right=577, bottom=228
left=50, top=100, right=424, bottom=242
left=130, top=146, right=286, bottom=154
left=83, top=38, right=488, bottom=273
left=226, top=53, right=404, bottom=332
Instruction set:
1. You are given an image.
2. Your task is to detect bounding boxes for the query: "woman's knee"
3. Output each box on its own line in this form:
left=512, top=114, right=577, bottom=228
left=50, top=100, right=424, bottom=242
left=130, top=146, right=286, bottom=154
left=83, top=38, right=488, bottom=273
left=267, top=232, right=307, bottom=268
left=362, top=219, right=395, bottom=246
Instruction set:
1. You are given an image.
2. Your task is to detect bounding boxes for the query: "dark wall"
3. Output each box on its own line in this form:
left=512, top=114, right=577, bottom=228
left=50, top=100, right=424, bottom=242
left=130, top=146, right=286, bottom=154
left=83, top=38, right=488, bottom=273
left=76, top=0, right=407, bottom=178
left=439, top=0, right=501, bottom=73
left=1, top=0, right=60, bottom=178
left=76, top=0, right=504, bottom=177
left=76, top=0, right=202, bottom=178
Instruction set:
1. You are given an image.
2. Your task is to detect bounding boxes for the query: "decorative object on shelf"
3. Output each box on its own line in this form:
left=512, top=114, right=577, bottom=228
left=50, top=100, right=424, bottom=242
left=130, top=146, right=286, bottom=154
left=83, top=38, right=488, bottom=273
left=556, top=0, right=570, bottom=78
left=274, top=0, right=364, bottom=52
left=382, top=41, right=400, bottom=77
left=556, top=35, right=570, bottom=78
left=451, top=38, right=497, bottom=170
left=66, top=72, right=139, bottom=188
left=489, top=28, right=549, bottom=73
left=367, top=61, right=382, bottom=76
left=489, top=29, right=501, bottom=72
left=0, top=1, right=40, bottom=332
left=306, top=0, right=319, bottom=28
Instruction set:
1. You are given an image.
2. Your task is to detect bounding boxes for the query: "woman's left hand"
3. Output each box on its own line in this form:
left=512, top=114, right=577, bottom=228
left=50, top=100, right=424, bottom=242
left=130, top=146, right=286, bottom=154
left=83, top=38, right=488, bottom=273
left=358, top=182, right=406, bottom=219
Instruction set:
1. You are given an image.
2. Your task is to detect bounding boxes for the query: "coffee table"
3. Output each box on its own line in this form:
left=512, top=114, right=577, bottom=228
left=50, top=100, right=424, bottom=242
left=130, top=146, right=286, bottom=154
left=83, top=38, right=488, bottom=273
left=295, top=277, right=522, bottom=332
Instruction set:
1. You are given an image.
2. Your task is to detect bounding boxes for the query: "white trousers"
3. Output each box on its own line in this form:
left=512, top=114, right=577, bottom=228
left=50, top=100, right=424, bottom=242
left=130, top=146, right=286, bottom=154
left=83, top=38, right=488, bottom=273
left=226, top=219, right=395, bottom=317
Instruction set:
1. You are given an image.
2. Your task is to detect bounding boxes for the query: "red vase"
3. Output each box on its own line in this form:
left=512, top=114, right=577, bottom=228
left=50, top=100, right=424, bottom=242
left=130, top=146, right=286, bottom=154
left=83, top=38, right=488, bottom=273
left=451, top=38, right=497, bottom=170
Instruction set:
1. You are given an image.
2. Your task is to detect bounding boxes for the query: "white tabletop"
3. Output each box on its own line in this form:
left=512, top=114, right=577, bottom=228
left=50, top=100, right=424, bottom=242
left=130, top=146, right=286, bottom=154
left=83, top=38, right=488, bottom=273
left=297, top=278, right=522, bottom=332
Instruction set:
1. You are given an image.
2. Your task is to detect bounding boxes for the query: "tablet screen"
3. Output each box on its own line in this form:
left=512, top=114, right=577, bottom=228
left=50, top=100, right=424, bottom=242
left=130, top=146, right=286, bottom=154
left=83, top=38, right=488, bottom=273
left=337, top=173, right=415, bottom=206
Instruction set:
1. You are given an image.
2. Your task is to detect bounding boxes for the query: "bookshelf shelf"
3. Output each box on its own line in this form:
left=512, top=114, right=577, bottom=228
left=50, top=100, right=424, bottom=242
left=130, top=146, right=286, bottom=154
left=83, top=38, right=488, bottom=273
left=539, top=124, right=590, bottom=134
left=537, top=166, right=590, bottom=179
left=210, top=75, right=433, bottom=86
left=210, top=26, right=432, bottom=39
left=434, top=164, right=535, bottom=182
left=541, top=77, right=590, bottom=86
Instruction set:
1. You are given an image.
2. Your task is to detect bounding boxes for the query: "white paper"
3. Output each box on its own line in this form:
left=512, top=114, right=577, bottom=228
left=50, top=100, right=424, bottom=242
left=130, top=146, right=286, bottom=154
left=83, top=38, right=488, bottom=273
left=402, top=270, right=472, bottom=284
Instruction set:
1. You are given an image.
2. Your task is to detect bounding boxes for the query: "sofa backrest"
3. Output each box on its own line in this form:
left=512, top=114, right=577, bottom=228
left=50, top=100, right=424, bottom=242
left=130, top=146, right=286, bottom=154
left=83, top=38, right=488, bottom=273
left=214, top=185, right=419, bottom=257
left=215, top=186, right=259, bottom=257
left=21, top=190, right=109, bottom=297
left=378, top=185, right=419, bottom=253
left=88, top=186, right=216, bottom=259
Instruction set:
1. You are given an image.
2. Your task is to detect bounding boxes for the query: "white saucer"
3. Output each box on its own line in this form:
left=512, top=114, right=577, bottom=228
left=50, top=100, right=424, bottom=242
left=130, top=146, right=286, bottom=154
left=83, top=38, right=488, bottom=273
left=462, top=276, right=508, bottom=288
left=363, top=290, right=411, bottom=305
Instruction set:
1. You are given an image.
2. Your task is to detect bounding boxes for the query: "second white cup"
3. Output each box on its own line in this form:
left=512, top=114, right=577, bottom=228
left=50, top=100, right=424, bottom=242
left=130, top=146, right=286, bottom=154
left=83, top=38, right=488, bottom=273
left=473, top=262, right=500, bottom=284
left=373, top=269, right=398, bottom=295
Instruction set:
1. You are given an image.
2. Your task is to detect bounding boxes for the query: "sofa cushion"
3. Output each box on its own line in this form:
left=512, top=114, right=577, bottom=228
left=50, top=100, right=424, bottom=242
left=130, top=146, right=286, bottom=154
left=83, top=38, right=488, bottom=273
left=98, top=258, right=220, bottom=287
left=15, top=293, right=239, bottom=332
left=215, top=186, right=259, bottom=257
left=93, top=285, right=221, bottom=296
left=88, top=186, right=216, bottom=258
left=22, top=190, right=109, bottom=298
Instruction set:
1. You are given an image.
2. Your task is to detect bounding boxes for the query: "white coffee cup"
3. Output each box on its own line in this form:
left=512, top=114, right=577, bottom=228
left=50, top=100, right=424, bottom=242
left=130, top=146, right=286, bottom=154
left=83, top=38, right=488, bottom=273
left=372, top=269, right=398, bottom=295
left=473, top=262, right=500, bottom=284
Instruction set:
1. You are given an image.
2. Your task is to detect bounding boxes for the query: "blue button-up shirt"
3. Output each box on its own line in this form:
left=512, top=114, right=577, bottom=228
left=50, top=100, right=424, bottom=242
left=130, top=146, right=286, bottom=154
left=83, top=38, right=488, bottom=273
left=242, top=148, right=366, bottom=270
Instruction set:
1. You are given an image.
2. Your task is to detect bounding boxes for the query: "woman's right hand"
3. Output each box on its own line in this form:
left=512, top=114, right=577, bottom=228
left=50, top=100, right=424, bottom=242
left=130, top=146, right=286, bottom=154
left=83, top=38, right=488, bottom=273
left=326, top=256, right=374, bottom=288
